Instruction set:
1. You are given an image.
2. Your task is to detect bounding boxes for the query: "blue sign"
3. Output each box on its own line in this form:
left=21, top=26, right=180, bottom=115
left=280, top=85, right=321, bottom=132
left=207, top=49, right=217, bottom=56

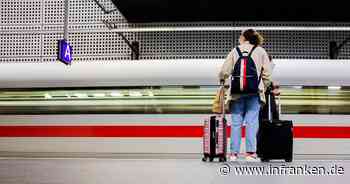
left=58, top=39, right=73, bottom=65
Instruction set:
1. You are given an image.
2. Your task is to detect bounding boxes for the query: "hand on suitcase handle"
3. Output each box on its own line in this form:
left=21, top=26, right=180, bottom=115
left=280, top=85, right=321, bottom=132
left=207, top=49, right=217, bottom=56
left=272, top=81, right=280, bottom=89
left=272, top=82, right=281, bottom=96
left=272, top=89, right=281, bottom=96
left=219, top=79, right=225, bottom=86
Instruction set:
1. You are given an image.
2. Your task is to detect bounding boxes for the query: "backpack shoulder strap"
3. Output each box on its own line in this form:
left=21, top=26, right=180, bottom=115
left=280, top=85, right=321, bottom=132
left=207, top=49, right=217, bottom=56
left=248, top=45, right=257, bottom=57
left=236, top=47, right=243, bottom=57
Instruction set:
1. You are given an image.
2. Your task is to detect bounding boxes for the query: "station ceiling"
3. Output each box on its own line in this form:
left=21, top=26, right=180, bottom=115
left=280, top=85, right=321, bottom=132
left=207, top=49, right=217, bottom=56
left=111, top=0, right=350, bottom=23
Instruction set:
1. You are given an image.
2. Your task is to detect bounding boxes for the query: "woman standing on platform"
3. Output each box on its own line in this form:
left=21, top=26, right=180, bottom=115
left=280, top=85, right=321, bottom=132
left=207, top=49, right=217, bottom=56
left=219, top=29, right=273, bottom=161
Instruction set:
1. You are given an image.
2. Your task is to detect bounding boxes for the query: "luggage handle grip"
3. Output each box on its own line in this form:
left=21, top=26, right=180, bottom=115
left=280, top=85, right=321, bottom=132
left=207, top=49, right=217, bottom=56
left=267, top=88, right=281, bottom=122
left=268, top=93, right=271, bottom=121
left=218, top=83, right=226, bottom=118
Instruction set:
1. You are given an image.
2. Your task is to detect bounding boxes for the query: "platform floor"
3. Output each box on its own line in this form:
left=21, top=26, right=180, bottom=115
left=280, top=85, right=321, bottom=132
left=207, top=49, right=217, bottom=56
left=0, top=154, right=349, bottom=184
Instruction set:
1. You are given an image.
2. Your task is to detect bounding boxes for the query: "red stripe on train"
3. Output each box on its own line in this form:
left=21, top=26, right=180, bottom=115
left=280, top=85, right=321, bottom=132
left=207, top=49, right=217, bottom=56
left=1, top=126, right=350, bottom=138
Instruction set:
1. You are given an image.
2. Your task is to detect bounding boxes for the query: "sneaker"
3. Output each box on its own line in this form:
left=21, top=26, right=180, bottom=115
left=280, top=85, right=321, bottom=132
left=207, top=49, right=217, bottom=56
left=245, top=153, right=259, bottom=162
left=229, top=153, right=238, bottom=161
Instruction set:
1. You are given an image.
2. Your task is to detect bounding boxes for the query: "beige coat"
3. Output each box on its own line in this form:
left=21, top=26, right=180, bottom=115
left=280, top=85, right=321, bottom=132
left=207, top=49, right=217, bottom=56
left=219, top=42, right=273, bottom=104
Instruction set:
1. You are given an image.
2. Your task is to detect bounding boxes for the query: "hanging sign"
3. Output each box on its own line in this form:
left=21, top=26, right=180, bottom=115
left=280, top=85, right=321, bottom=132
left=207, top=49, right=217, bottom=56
left=58, top=39, right=73, bottom=65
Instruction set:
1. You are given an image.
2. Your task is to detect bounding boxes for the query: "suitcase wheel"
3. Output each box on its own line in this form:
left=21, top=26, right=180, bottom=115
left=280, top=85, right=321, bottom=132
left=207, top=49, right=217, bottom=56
left=209, top=157, right=214, bottom=162
left=260, top=158, right=270, bottom=162
left=219, top=157, right=227, bottom=162
left=285, top=158, right=293, bottom=162
left=202, top=157, right=208, bottom=162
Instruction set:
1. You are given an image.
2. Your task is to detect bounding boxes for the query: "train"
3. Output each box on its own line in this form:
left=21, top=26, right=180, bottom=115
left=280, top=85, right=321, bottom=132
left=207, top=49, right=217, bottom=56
left=0, top=59, right=350, bottom=156
left=0, top=59, right=350, bottom=88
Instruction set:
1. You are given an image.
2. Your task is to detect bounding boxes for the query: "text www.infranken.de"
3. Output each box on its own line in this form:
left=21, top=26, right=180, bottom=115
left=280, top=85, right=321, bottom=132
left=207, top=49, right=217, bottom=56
left=219, top=163, right=345, bottom=176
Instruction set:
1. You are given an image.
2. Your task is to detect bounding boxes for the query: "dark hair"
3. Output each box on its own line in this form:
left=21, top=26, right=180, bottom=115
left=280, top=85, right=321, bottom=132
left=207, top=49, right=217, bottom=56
left=242, top=29, right=264, bottom=46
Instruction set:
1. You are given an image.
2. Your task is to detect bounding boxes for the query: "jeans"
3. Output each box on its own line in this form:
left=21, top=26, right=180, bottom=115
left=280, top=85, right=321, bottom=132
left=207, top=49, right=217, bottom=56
left=230, top=95, right=261, bottom=153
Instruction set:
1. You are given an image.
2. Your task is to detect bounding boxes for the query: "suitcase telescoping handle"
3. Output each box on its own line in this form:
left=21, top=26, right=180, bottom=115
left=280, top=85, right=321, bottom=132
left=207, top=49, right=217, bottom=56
left=267, top=86, right=281, bottom=122
left=277, top=95, right=281, bottom=117
left=267, top=90, right=271, bottom=121
left=219, top=81, right=226, bottom=118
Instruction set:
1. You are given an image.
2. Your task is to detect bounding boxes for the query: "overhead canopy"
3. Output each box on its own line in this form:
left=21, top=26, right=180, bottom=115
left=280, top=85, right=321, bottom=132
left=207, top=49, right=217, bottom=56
left=111, top=0, right=350, bottom=23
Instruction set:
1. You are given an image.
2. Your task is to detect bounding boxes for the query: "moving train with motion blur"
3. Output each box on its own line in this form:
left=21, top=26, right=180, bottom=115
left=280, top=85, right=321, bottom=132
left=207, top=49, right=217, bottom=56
left=1, top=59, right=350, bottom=157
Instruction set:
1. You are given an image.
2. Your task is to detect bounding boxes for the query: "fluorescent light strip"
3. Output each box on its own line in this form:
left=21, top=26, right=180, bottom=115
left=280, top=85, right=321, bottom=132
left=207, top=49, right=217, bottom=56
left=93, top=93, right=106, bottom=97
left=129, top=91, right=143, bottom=97
left=74, top=93, right=88, bottom=98
left=148, top=91, right=154, bottom=97
left=111, top=92, right=124, bottom=97
left=44, top=93, right=52, bottom=99
left=292, top=86, right=303, bottom=89
left=328, top=86, right=341, bottom=90
left=6, top=26, right=350, bottom=34
left=104, top=26, right=350, bottom=32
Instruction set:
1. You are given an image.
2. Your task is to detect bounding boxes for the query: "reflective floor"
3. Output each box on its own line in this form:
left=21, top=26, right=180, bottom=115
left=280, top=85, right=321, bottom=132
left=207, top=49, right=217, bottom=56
left=0, top=154, right=349, bottom=184
left=0, top=86, right=350, bottom=114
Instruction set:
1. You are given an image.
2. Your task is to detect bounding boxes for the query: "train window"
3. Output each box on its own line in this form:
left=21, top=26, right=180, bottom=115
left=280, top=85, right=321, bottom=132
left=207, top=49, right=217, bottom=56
left=0, top=86, right=347, bottom=115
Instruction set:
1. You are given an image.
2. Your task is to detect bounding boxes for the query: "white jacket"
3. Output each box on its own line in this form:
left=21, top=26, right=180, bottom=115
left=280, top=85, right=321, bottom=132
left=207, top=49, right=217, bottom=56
left=219, top=42, right=273, bottom=104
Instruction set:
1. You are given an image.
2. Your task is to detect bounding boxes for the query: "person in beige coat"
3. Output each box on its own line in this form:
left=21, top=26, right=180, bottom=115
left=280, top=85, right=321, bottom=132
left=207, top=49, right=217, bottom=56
left=219, top=29, right=273, bottom=161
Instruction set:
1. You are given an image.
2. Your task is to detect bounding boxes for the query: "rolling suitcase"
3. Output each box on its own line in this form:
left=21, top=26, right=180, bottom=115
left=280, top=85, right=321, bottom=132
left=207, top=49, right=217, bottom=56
left=202, top=84, right=227, bottom=162
left=257, top=88, right=293, bottom=162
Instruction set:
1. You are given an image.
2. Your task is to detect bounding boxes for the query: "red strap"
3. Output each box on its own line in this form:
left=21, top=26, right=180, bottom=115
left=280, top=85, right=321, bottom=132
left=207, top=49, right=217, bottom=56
left=243, top=58, right=247, bottom=90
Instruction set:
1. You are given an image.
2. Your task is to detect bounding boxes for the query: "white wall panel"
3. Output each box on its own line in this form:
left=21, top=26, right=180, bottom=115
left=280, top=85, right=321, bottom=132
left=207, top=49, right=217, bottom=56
left=2, top=0, right=350, bottom=63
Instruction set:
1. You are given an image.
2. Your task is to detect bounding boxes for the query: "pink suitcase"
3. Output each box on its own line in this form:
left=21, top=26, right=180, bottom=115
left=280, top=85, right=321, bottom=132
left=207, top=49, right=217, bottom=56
left=202, top=84, right=227, bottom=162
left=202, top=115, right=227, bottom=162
